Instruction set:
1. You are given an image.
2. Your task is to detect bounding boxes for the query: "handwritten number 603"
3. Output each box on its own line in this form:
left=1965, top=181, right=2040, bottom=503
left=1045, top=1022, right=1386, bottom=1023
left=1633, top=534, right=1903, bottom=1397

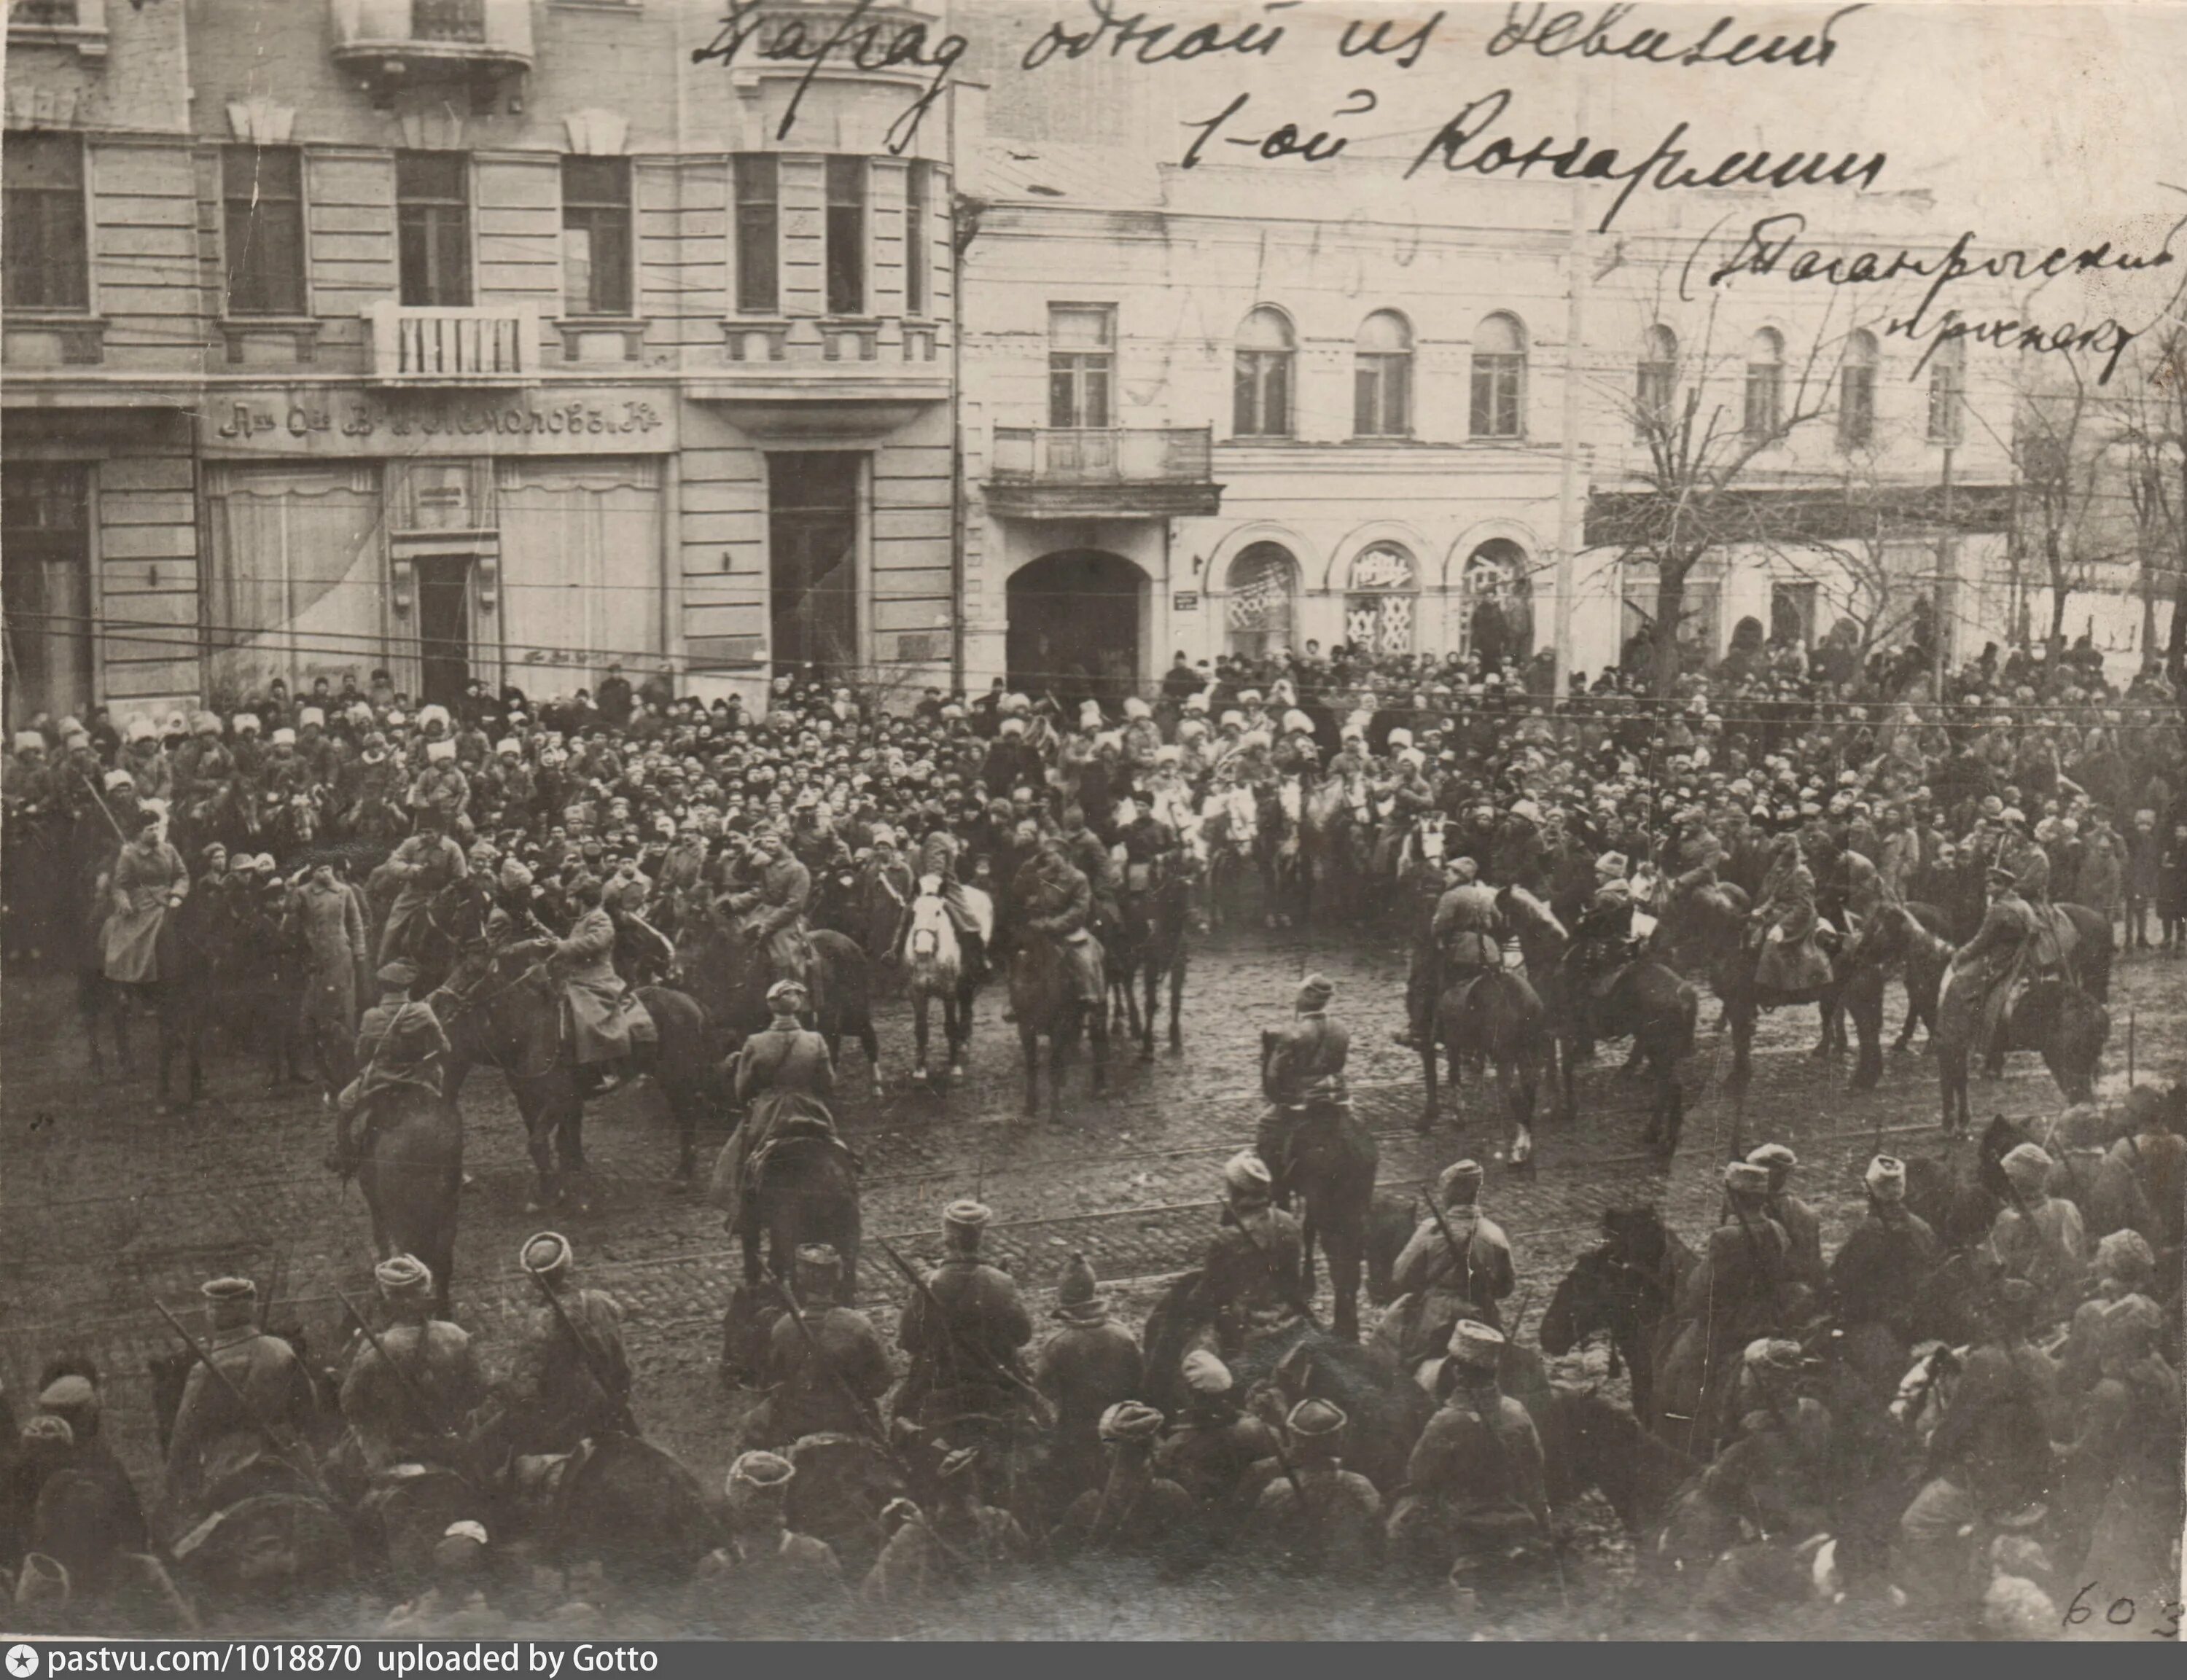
left=2064, top=1585, right=2180, bottom=1634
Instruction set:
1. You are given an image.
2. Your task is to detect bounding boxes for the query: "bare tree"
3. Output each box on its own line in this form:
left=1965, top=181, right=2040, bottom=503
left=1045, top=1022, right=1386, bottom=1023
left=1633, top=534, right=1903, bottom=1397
left=2109, top=324, right=2187, bottom=678
left=1599, top=292, right=1852, bottom=695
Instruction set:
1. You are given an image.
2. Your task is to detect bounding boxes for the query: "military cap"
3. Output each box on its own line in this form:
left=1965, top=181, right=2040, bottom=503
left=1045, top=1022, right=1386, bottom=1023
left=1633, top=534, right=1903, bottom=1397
left=1222, top=1150, right=1273, bottom=1200
left=251, top=853, right=276, bottom=873
left=1181, top=1351, right=1233, bottom=1396
left=1747, top=1143, right=1797, bottom=1173
left=20, top=1415, right=74, bottom=1449
left=2094, top=1229, right=2155, bottom=1282
left=1743, top=1337, right=1806, bottom=1375
left=727, top=1451, right=795, bottom=1492
left=101, top=768, right=133, bottom=793
left=1056, top=1250, right=1102, bottom=1318
left=499, top=859, right=534, bottom=892
left=1723, top=1161, right=1770, bottom=1196
left=1285, top=1397, right=1346, bottom=1439
left=520, top=1230, right=573, bottom=1279
left=37, top=1375, right=96, bottom=1415
left=1864, top=1155, right=1907, bottom=1202
left=1098, top=1401, right=1166, bottom=1443
left=1449, top=1319, right=1505, bottom=1368
left=1999, top=1141, right=2053, bottom=1190
left=375, top=959, right=419, bottom=989
left=442, top=1520, right=488, bottom=1547
left=1296, top=974, right=1334, bottom=1011
left=375, top=1253, right=433, bottom=1302
left=1438, top=1159, right=1484, bottom=1202
left=1596, top=851, right=1629, bottom=878
left=765, top=977, right=808, bottom=1009
left=200, top=1276, right=258, bottom=1306
left=943, top=1198, right=991, bottom=1236
left=1448, top=856, right=1479, bottom=883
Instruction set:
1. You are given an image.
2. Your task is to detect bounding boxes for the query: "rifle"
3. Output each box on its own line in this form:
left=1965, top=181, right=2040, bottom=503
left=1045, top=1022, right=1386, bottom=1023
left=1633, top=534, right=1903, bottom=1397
left=330, top=1284, right=483, bottom=1479
left=75, top=770, right=128, bottom=843
left=763, top=1261, right=897, bottom=1462
left=873, top=1238, right=1053, bottom=1426
left=524, top=1270, right=642, bottom=1437
left=152, top=1300, right=332, bottom=1501
left=1419, top=1192, right=1483, bottom=1318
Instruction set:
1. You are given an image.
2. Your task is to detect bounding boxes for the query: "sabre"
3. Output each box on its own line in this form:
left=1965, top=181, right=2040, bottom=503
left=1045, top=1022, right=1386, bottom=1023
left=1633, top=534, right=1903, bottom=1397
left=75, top=770, right=128, bottom=843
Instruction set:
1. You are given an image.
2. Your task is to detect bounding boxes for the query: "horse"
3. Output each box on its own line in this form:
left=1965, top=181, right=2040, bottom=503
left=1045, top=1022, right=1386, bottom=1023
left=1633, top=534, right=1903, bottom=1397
left=1934, top=966, right=2109, bottom=1133
left=432, top=948, right=588, bottom=1212
left=1196, top=781, right=1260, bottom=933
left=1419, top=963, right=1553, bottom=1165
left=712, top=1109, right=864, bottom=1292
left=1538, top=1206, right=1696, bottom=1429
left=903, top=875, right=989, bottom=1086
left=1258, top=777, right=1306, bottom=929
left=1110, top=855, right=1193, bottom=1061
left=1842, top=902, right=1957, bottom=1052
left=1008, top=929, right=1108, bottom=1122
left=1258, top=1047, right=1381, bottom=1344
left=533, top=1433, right=721, bottom=1593
left=1499, top=883, right=1699, bottom=1157
left=1650, top=875, right=1875, bottom=1090
left=1297, top=773, right=1373, bottom=928
left=355, top=1085, right=464, bottom=1318
left=674, top=911, right=881, bottom=1098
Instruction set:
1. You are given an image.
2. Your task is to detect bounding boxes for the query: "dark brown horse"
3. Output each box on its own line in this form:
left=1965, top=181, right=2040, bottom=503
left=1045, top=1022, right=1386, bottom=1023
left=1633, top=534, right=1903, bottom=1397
left=1110, top=859, right=1194, bottom=1061
left=1258, top=1040, right=1381, bottom=1344
left=1539, top=1206, right=1696, bottom=1428
left=1008, top=930, right=1107, bottom=1121
left=1419, top=965, right=1552, bottom=1165
left=356, top=1085, right=464, bottom=1318
left=674, top=911, right=881, bottom=1096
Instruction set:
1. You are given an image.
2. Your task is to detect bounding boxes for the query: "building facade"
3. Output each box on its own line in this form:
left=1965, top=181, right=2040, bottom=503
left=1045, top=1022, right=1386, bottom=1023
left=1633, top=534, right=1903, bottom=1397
left=4, top=0, right=960, bottom=726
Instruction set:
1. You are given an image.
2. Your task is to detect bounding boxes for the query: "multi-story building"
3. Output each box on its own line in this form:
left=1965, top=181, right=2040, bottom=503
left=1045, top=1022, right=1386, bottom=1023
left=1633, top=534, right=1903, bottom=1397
left=4, top=0, right=961, bottom=724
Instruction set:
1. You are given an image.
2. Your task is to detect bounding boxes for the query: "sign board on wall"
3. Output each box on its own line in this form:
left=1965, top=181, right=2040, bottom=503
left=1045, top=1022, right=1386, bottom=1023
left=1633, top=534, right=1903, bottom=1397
left=1172, top=592, right=1200, bottom=612
left=200, top=386, right=679, bottom=456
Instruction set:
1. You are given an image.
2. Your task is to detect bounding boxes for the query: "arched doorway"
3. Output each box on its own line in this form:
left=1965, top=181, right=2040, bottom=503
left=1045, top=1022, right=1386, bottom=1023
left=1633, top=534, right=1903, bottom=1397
left=1457, top=538, right=1535, bottom=666
left=1223, top=541, right=1298, bottom=658
left=1007, top=550, right=1147, bottom=707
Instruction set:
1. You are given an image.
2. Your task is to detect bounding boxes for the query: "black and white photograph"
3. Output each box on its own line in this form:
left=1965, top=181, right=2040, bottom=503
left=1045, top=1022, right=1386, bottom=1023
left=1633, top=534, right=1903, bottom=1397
left=1, top=0, right=2183, bottom=1644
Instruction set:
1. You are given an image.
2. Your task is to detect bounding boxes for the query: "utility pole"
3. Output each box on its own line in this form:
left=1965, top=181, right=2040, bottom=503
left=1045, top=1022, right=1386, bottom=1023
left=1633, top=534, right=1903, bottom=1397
left=1932, top=442, right=1957, bottom=697
left=1551, top=80, right=1591, bottom=702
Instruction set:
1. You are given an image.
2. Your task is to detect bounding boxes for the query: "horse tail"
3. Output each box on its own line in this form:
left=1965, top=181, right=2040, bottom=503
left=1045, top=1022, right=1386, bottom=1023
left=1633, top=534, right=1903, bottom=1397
left=1672, top=978, right=1699, bottom=1057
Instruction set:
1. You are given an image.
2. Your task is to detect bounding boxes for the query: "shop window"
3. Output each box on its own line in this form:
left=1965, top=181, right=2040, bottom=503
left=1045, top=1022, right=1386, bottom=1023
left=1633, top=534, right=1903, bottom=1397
left=562, top=155, right=632, bottom=316
left=1344, top=542, right=1419, bottom=655
left=826, top=156, right=866, bottom=316
left=397, top=151, right=472, bottom=308
left=224, top=146, right=307, bottom=316
left=733, top=155, right=779, bottom=314
left=1225, top=542, right=1298, bottom=659
left=1457, top=539, right=1535, bottom=665
left=4, top=132, right=89, bottom=310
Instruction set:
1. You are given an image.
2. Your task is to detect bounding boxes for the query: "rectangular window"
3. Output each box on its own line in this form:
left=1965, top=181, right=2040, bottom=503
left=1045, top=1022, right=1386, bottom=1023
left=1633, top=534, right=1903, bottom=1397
left=1928, top=368, right=1964, bottom=445
left=1234, top=351, right=1291, bottom=437
left=396, top=150, right=471, bottom=308
left=222, top=146, right=306, bottom=316
left=561, top=155, right=632, bottom=316
left=825, top=155, right=865, bottom=316
left=1635, top=362, right=1675, bottom=436
left=1048, top=305, right=1114, bottom=429
left=1, top=464, right=94, bottom=724
left=1839, top=365, right=1876, bottom=448
left=733, top=155, right=779, bottom=314
left=904, top=161, right=929, bottom=316
left=3, top=133, right=88, bottom=310
left=1354, top=355, right=1410, bottom=437
left=1744, top=364, right=1783, bottom=441
left=1470, top=356, right=1523, bottom=438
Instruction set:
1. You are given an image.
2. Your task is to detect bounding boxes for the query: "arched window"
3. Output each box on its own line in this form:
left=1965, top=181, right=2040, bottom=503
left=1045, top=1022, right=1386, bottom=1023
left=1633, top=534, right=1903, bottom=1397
left=1469, top=312, right=1526, bottom=438
left=1744, top=327, right=1785, bottom=440
left=1233, top=306, right=1294, bottom=438
left=1353, top=310, right=1412, bottom=438
left=1635, top=324, right=1677, bottom=434
left=1344, top=541, right=1418, bottom=655
left=1457, top=539, right=1535, bottom=665
left=1224, top=542, right=1298, bottom=658
left=1839, top=329, right=1878, bottom=448
left=1927, top=335, right=1965, bottom=444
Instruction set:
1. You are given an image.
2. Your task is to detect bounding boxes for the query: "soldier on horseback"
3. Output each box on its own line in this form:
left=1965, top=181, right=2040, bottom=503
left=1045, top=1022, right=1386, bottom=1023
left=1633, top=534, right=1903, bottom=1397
left=375, top=808, right=468, bottom=967
left=1004, top=830, right=1104, bottom=1021
left=1954, top=862, right=2046, bottom=1075
left=1749, top=833, right=1830, bottom=993
left=1396, top=853, right=1457, bottom=1052
left=1383, top=1160, right=1517, bottom=1366
left=499, top=1232, right=635, bottom=1454
left=545, top=875, right=658, bottom=1098
left=1569, top=850, right=1635, bottom=1051
left=1254, top=974, right=1350, bottom=1200
left=1185, top=1153, right=1306, bottom=1356
left=329, top=960, right=448, bottom=1177
left=1058, top=803, right=1121, bottom=945
left=747, top=1243, right=892, bottom=1450
left=725, top=827, right=818, bottom=1002
left=894, top=1200, right=1036, bottom=1432
left=161, top=1277, right=317, bottom=1523
left=911, top=818, right=989, bottom=983
left=1388, top=1321, right=1551, bottom=1582
left=335, top=1254, right=486, bottom=1476
left=1430, top=855, right=1504, bottom=1004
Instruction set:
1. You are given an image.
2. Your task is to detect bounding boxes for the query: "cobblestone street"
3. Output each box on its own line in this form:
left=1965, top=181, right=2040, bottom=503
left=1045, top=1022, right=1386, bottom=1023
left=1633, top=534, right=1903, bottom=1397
left=9, top=923, right=2177, bottom=1552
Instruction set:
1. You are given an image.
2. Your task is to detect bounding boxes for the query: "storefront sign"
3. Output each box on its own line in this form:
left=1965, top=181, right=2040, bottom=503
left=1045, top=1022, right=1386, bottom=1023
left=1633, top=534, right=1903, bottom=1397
left=1172, top=591, right=1200, bottom=612
left=201, top=387, right=677, bottom=455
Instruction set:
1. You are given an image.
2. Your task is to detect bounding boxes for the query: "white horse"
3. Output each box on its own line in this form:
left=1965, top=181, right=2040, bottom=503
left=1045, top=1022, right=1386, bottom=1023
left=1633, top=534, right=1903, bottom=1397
left=1197, top=781, right=1260, bottom=931
left=903, top=875, right=991, bottom=1085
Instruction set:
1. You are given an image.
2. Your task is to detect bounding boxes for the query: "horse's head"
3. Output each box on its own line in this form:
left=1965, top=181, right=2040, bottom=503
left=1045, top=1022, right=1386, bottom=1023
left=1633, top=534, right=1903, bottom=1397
left=1499, top=883, right=1567, bottom=945
left=1600, top=1204, right=1672, bottom=1274
left=1419, top=815, right=1446, bottom=862
left=907, top=876, right=954, bottom=964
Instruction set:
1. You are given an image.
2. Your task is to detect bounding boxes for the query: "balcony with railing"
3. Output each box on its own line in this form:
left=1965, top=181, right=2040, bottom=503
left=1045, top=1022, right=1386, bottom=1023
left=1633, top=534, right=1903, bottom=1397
left=985, top=426, right=1223, bottom=518
left=365, top=302, right=539, bottom=382
left=330, top=0, right=533, bottom=89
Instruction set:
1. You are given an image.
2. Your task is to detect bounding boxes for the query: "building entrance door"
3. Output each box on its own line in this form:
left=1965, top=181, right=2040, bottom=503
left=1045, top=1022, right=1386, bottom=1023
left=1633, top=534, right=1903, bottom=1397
left=768, top=453, right=861, bottom=680
left=416, top=555, right=472, bottom=708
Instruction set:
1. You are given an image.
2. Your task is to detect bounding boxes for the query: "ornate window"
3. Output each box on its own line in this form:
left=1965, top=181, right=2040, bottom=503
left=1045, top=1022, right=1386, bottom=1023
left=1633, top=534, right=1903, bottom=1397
left=1354, top=310, right=1412, bottom=437
left=1224, top=542, right=1298, bottom=658
left=1344, top=542, right=1419, bottom=655
left=1233, top=307, right=1294, bottom=438
left=1469, top=312, right=1526, bottom=438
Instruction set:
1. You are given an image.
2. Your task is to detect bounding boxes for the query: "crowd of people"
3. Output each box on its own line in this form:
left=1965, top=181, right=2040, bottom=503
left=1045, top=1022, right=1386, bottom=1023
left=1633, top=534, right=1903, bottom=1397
left=1, top=628, right=2183, bottom=1638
